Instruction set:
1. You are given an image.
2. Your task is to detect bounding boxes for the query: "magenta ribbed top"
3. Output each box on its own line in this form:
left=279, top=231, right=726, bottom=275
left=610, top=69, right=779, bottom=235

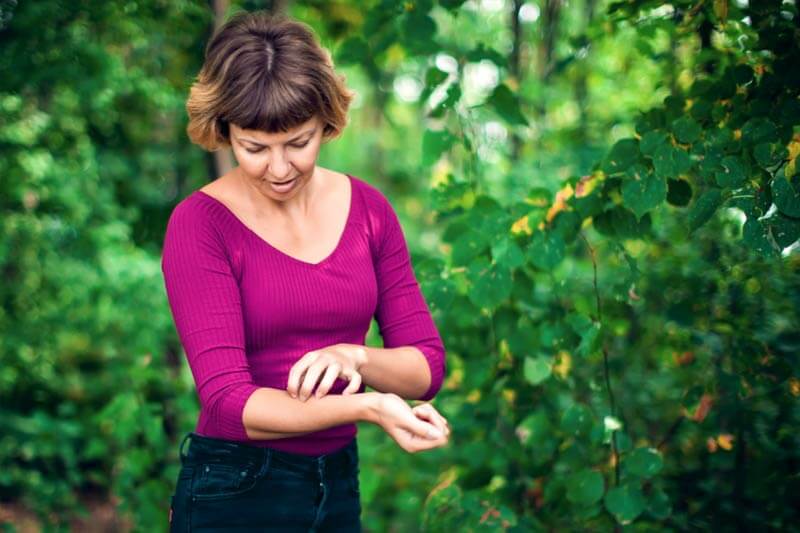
left=160, top=174, right=446, bottom=455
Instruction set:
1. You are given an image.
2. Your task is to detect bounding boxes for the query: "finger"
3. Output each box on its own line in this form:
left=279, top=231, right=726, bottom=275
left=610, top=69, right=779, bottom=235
left=415, top=404, right=450, bottom=437
left=287, top=351, right=319, bottom=398
left=342, top=371, right=362, bottom=395
left=299, top=363, right=327, bottom=401
left=314, top=363, right=342, bottom=399
left=412, top=406, right=448, bottom=437
left=404, top=416, right=444, bottom=441
left=419, top=403, right=450, bottom=431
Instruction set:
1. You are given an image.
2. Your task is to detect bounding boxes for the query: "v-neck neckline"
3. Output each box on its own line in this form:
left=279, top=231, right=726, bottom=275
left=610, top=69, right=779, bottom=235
left=194, top=173, right=355, bottom=268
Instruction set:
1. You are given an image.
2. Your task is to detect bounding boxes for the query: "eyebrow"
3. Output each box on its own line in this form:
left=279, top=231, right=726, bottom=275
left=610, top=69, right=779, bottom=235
left=238, top=127, right=316, bottom=147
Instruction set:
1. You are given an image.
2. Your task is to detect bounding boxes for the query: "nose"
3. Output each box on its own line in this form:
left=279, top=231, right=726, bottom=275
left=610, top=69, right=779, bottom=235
left=268, top=150, right=292, bottom=181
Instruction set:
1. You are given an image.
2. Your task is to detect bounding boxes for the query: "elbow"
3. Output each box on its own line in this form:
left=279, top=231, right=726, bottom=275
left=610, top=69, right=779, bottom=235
left=202, top=382, right=261, bottom=441
left=416, top=345, right=446, bottom=401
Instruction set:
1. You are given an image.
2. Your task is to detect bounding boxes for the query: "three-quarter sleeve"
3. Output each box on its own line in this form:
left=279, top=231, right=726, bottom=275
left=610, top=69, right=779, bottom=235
left=160, top=201, right=260, bottom=441
left=373, top=194, right=446, bottom=401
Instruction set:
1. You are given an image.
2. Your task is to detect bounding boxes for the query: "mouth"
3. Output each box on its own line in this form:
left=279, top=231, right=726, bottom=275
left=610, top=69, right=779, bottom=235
left=270, top=177, right=296, bottom=185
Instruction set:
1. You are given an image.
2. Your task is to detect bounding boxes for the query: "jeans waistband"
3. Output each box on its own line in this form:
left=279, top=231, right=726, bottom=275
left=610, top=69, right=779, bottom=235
left=179, top=432, right=358, bottom=478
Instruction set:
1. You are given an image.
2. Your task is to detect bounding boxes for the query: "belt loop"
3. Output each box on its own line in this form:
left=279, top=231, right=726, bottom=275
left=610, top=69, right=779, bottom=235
left=179, top=432, right=192, bottom=461
left=263, top=446, right=271, bottom=474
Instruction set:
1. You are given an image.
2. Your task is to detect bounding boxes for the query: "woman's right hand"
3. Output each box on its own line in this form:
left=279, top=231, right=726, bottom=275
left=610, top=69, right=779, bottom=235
left=368, top=393, right=450, bottom=453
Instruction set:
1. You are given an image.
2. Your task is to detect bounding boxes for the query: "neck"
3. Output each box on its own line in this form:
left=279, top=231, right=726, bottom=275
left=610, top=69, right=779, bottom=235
left=237, top=166, right=322, bottom=218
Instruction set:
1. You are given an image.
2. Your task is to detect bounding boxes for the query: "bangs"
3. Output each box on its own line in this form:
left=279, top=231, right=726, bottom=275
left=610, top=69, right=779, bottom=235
left=221, top=70, right=322, bottom=134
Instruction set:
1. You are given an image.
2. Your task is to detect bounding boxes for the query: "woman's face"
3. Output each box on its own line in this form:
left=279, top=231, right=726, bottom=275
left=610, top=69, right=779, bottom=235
left=229, top=116, right=324, bottom=202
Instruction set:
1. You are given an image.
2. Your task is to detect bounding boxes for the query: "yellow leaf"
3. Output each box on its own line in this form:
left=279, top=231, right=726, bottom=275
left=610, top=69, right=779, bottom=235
left=575, top=173, right=602, bottom=198
left=713, top=0, right=728, bottom=22
left=546, top=183, right=574, bottom=223
left=502, top=388, right=516, bottom=405
left=466, top=389, right=481, bottom=404
left=717, top=433, right=735, bottom=450
left=553, top=350, right=572, bottom=378
left=789, top=377, right=800, bottom=397
left=511, top=215, right=532, bottom=236
left=785, top=137, right=800, bottom=178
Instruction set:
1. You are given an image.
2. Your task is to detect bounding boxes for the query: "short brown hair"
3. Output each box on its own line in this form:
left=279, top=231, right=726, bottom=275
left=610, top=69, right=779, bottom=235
left=185, top=11, right=354, bottom=151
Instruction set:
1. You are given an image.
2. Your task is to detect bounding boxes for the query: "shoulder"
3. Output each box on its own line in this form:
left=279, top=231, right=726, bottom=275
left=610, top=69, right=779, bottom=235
left=347, top=173, right=395, bottom=219
left=344, top=174, right=406, bottom=253
left=164, top=190, right=229, bottom=246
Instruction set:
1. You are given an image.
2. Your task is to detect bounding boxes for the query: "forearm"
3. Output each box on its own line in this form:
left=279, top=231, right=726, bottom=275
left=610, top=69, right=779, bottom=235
left=241, top=386, right=380, bottom=440
left=359, top=346, right=430, bottom=400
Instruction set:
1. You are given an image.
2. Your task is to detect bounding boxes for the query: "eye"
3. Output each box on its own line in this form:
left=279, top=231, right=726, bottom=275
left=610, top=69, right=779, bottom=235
left=244, top=141, right=308, bottom=153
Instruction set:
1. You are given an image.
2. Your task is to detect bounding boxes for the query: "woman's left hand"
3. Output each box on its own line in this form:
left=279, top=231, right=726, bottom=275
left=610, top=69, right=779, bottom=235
left=287, top=343, right=367, bottom=401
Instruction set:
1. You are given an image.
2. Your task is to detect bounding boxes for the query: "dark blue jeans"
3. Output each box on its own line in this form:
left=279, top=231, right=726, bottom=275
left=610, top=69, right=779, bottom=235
left=169, top=432, right=361, bottom=532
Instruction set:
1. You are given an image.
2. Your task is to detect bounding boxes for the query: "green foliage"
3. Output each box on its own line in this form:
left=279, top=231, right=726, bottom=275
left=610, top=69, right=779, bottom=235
left=2, top=0, right=799, bottom=531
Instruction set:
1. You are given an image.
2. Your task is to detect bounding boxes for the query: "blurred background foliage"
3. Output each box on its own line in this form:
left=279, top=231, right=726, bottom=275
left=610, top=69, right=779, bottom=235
left=1, top=0, right=798, bottom=531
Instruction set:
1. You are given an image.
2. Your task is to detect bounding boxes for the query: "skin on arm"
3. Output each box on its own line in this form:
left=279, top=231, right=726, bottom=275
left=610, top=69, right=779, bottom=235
left=357, top=345, right=431, bottom=400
left=242, top=387, right=380, bottom=440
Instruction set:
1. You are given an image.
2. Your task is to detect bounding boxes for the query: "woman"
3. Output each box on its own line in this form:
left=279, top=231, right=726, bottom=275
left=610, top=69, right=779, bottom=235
left=161, top=10, right=450, bottom=532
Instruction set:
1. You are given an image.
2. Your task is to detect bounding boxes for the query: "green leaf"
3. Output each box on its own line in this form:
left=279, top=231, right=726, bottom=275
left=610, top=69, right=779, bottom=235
left=491, top=238, right=526, bottom=268
left=604, top=483, right=647, bottom=525
left=653, top=144, right=692, bottom=179
left=451, top=228, right=490, bottom=266
left=765, top=212, right=800, bottom=248
left=523, top=356, right=552, bottom=385
left=439, top=0, right=467, bottom=9
left=602, top=139, right=640, bottom=174
left=487, top=83, right=528, bottom=126
left=465, top=42, right=506, bottom=65
left=566, top=470, right=605, bottom=505
left=617, top=243, right=641, bottom=286
left=561, top=404, right=593, bottom=437
left=422, top=129, right=456, bottom=166
left=466, top=256, right=513, bottom=309
left=689, top=98, right=712, bottom=121
left=742, top=217, right=779, bottom=257
left=594, top=207, right=652, bottom=240
left=687, top=189, right=723, bottom=233
left=423, top=277, right=457, bottom=312
left=402, top=11, right=437, bottom=50
left=639, top=130, right=668, bottom=157
left=621, top=164, right=667, bottom=220
left=429, top=82, right=462, bottom=118
left=754, top=142, right=787, bottom=169
left=577, top=321, right=602, bottom=357
left=528, top=230, right=565, bottom=270
left=624, top=447, right=663, bottom=478
left=647, top=487, right=672, bottom=520
left=551, top=210, right=582, bottom=243
left=772, top=174, right=800, bottom=217
left=666, top=179, right=692, bottom=207
left=336, top=37, right=369, bottom=65
left=741, top=117, right=779, bottom=145
left=715, top=156, right=747, bottom=188
left=706, top=127, right=735, bottom=151
left=672, top=116, right=701, bottom=144
left=431, top=175, right=473, bottom=212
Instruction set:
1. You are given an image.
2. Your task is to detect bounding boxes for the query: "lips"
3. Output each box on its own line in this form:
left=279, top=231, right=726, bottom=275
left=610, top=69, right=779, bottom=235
left=270, top=178, right=296, bottom=185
